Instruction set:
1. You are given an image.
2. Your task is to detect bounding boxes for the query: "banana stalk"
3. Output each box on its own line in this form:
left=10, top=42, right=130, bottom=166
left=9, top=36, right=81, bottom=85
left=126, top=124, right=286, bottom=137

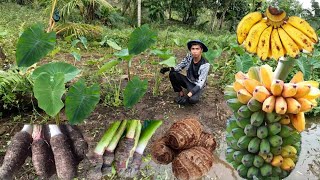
left=273, top=58, right=296, bottom=81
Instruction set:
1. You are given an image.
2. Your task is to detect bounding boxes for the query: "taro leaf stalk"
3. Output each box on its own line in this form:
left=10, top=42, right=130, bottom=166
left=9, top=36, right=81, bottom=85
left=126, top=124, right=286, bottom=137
left=125, top=120, right=163, bottom=177
left=87, top=121, right=121, bottom=180
left=150, top=49, right=176, bottom=96
left=101, top=120, right=128, bottom=176
left=114, top=120, right=138, bottom=174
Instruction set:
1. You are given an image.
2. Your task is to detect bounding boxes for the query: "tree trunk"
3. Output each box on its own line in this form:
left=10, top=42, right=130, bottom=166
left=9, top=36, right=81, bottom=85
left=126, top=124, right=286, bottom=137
left=168, top=1, right=172, bottom=20
left=219, top=11, right=226, bottom=29
left=137, top=0, right=141, bottom=27
left=121, top=0, right=131, bottom=16
left=210, top=10, right=218, bottom=32
left=0, top=45, right=6, bottom=60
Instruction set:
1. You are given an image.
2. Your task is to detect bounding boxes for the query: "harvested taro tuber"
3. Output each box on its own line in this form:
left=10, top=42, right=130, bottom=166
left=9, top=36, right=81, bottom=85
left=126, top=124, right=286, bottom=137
left=150, top=136, right=175, bottom=164
left=172, top=146, right=213, bottom=180
left=0, top=125, right=33, bottom=179
left=49, top=125, right=77, bottom=180
left=32, top=125, right=56, bottom=179
left=197, top=132, right=217, bottom=152
left=167, top=118, right=202, bottom=150
left=60, top=124, right=88, bottom=162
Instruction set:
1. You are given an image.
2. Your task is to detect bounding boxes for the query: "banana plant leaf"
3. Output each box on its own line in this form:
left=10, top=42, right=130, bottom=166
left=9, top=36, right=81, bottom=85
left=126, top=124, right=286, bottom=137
left=16, top=24, right=56, bottom=67
left=65, top=79, right=100, bottom=125
left=33, top=72, right=65, bottom=117
left=123, top=76, right=148, bottom=109
left=31, top=62, right=80, bottom=83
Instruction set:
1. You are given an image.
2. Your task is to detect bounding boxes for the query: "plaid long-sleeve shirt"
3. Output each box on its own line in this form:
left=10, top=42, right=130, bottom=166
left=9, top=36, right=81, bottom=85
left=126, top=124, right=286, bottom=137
left=174, top=54, right=210, bottom=94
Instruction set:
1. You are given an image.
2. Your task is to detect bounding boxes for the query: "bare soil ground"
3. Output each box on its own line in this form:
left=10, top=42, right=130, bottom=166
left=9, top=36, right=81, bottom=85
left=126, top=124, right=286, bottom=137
left=0, top=48, right=233, bottom=179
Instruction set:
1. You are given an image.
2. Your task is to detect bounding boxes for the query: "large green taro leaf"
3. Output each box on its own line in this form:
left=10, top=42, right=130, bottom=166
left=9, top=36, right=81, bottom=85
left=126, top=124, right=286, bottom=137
left=33, top=72, right=65, bottom=117
left=16, top=24, right=56, bottom=67
left=159, top=57, right=176, bottom=67
left=128, top=24, right=157, bottom=55
left=65, top=79, right=100, bottom=125
left=32, top=62, right=80, bottom=83
left=123, top=76, right=148, bottom=109
left=98, top=59, right=120, bottom=74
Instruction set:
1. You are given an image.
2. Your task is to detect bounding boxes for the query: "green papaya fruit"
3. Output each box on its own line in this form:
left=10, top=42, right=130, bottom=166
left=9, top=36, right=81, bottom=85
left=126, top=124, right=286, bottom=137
left=253, top=155, right=264, bottom=168
left=250, top=110, right=265, bottom=127
left=257, top=126, right=269, bottom=139
left=248, top=137, right=261, bottom=153
left=268, top=122, right=282, bottom=136
left=241, top=154, right=255, bottom=167
left=244, top=124, right=257, bottom=137
left=259, top=139, right=270, bottom=154
left=269, top=135, right=283, bottom=147
left=237, top=136, right=253, bottom=150
left=260, top=163, right=273, bottom=176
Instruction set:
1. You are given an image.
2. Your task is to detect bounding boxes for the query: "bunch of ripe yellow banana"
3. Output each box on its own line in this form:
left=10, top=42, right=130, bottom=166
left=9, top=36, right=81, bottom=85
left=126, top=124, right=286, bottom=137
left=225, top=64, right=320, bottom=132
left=237, top=6, right=319, bottom=60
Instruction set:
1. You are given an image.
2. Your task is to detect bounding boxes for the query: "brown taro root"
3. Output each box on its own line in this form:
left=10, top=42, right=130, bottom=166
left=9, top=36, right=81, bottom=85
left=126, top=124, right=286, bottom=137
left=60, top=124, right=88, bottom=162
left=172, top=146, right=213, bottom=180
left=32, top=125, right=56, bottom=179
left=151, top=136, right=175, bottom=164
left=167, top=118, right=202, bottom=150
left=197, top=132, right=217, bottom=152
left=0, top=125, right=33, bottom=180
left=49, top=125, right=77, bottom=180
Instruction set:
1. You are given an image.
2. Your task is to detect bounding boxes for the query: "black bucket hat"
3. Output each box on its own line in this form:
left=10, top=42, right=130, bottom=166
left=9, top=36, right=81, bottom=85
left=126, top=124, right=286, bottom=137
left=187, top=40, right=208, bottom=52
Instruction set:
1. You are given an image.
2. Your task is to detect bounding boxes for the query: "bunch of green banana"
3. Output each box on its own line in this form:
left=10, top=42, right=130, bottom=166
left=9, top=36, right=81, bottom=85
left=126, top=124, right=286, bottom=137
left=223, top=66, right=315, bottom=179
left=236, top=6, right=319, bottom=60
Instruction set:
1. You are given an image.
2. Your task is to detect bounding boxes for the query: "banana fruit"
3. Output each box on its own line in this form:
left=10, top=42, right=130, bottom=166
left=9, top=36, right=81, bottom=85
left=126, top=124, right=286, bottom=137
left=236, top=6, right=318, bottom=60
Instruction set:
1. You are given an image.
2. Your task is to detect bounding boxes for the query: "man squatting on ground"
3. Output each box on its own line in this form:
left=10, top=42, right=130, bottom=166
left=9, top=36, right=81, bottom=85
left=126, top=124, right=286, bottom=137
left=160, top=40, right=210, bottom=105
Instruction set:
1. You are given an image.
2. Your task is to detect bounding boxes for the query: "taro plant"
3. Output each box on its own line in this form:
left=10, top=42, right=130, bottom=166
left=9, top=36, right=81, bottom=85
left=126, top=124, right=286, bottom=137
left=98, top=24, right=157, bottom=109
left=15, top=2, right=100, bottom=124
left=149, top=48, right=176, bottom=96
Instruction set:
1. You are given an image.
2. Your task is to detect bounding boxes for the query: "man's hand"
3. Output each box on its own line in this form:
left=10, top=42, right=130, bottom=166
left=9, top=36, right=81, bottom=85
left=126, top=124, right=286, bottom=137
left=160, top=67, right=173, bottom=74
left=177, top=95, right=189, bottom=105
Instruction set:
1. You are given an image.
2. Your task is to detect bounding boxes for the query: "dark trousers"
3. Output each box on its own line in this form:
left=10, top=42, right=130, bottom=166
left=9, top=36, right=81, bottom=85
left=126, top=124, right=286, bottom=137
left=169, top=71, right=203, bottom=104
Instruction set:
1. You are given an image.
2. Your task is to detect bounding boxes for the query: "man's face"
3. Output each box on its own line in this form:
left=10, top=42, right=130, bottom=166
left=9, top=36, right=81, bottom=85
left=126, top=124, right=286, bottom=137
left=190, top=44, right=203, bottom=58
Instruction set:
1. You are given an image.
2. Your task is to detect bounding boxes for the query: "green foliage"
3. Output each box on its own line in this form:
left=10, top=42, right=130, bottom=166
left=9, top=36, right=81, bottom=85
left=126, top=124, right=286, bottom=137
left=31, top=62, right=80, bottom=83
left=98, top=59, right=120, bottom=74
left=123, top=76, right=148, bottom=109
left=16, top=24, right=56, bottom=67
left=0, top=68, right=32, bottom=110
left=33, top=72, right=65, bottom=117
left=128, top=24, right=157, bottom=55
left=65, top=79, right=100, bottom=124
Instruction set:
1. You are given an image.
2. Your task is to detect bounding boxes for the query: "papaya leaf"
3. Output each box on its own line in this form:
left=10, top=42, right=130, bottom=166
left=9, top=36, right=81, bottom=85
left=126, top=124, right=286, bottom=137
left=235, top=54, right=254, bottom=72
left=128, top=24, right=157, bottom=55
left=107, top=39, right=121, bottom=50
left=65, top=79, right=100, bottom=125
left=33, top=72, right=65, bottom=117
left=31, top=62, right=80, bottom=83
left=159, top=57, right=176, bottom=67
left=297, top=56, right=311, bottom=79
left=98, top=59, right=120, bottom=74
left=16, top=24, right=56, bottom=67
left=123, top=76, right=148, bottom=109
